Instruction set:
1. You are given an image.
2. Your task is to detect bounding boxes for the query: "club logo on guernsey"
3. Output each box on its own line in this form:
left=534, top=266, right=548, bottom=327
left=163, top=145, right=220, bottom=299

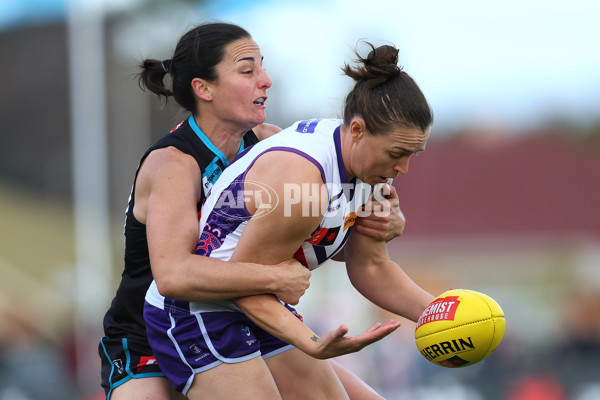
left=416, top=296, right=461, bottom=329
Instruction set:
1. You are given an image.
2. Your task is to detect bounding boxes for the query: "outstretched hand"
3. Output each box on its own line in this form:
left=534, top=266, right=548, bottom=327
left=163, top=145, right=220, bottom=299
left=308, top=319, right=401, bottom=360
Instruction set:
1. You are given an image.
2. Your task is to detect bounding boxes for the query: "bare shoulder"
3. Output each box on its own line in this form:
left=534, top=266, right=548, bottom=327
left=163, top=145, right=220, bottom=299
left=140, top=146, right=199, bottom=181
left=135, top=146, right=202, bottom=215
left=253, top=123, right=282, bottom=140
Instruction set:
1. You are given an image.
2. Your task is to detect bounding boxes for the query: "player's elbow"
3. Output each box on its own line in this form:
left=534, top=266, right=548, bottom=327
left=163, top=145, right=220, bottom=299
left=153, top=273, right=183, bottom=299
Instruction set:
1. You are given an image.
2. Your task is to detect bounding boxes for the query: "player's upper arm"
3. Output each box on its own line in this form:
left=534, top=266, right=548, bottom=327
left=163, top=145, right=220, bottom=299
left=229, top=150, right=327, bottom=265
left=139, top=148, right=203, bottom=281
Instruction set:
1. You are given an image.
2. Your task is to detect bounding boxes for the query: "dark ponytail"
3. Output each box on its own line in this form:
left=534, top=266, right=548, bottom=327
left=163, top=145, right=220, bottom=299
left=138, top=59, right=173, bottom=97
left=342, top=42, right=433, bottom=134
left=137, top=22, right=251, bottom=113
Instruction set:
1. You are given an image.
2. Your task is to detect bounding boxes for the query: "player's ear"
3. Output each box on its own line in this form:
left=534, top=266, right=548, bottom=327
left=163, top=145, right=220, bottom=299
left=349, top=118, right=366, bottom=142
left=191, top=78, right=213, bottom=101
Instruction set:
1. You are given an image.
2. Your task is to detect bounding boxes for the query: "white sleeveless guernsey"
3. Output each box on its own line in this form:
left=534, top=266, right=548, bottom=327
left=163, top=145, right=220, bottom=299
left=146, top=118, right=374, bottom=313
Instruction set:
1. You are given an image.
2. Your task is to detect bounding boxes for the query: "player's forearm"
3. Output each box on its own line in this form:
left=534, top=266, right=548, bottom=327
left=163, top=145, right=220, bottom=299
left=153, top=256, right=281, bottom=302
left=344, top=231, right=433, bottom=321
left=347, top=260, right=434, bottom=322
left=235, top=294, right=322, bottom=356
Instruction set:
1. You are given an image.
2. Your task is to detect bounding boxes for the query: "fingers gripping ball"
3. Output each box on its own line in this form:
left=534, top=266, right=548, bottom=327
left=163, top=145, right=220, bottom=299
left=415, top=289, right=505, bottom=368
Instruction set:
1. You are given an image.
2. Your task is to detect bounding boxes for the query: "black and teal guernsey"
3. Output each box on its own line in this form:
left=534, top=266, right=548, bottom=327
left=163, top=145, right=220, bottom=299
left=101, top=115, right=259, bottom=340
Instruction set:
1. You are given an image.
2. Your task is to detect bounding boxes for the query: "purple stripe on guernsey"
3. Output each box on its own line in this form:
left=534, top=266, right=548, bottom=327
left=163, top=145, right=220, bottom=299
left=245, top=147, right=327, bottom=185
left=333, top=126, right=347, bottom=185
left=230, top=144, right=255, bottom=165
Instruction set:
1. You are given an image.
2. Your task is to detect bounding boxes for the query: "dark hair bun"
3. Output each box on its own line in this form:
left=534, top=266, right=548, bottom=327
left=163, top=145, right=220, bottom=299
left=343, top=42, right=402, bottom=89
left=341, top=40, right=433, bottom=133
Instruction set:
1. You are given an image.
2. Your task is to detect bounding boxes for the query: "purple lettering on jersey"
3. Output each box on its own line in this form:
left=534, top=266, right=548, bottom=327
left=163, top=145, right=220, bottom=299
left=296, top=119, right=321, bottom=134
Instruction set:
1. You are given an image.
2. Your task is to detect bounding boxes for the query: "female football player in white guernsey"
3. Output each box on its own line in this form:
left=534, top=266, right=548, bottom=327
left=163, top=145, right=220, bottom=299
left=100, top=22, right=405, bottom=400
left=144, top=42, right=436, bottom=399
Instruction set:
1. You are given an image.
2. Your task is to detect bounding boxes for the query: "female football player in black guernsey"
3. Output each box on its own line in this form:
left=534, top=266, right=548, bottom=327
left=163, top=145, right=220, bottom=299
left=99, top=22, right=404, bottom=400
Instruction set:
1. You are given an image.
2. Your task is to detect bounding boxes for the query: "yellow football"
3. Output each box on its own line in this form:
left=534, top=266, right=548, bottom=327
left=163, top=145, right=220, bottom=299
left=415, top=289, right=505, bottom=368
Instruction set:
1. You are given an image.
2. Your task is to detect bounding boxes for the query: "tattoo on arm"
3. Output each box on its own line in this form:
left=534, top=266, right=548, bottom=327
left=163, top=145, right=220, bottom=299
left=311, top=335, right=319, bottom=342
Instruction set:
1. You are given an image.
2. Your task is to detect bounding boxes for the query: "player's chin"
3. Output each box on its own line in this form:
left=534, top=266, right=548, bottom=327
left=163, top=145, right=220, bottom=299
left=251, top=114, right=267, bottom=128
left=243, top=117, right=266, bottom=132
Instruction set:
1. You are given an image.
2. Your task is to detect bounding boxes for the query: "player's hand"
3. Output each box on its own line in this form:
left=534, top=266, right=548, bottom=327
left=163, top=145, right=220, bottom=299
left=308, top=319, right=401, bottom=359
left=273, top=259, right=311, bottom=305
left=354, top=185, right=405, bottom=242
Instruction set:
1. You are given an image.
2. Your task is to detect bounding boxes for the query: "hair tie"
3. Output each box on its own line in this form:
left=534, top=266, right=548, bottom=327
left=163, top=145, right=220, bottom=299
left=161, top=59, right=172, bottom=73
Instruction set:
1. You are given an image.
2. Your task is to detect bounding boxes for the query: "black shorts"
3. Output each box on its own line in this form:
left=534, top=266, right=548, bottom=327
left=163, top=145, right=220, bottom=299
left=99, top=334, right=165, bottom=398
